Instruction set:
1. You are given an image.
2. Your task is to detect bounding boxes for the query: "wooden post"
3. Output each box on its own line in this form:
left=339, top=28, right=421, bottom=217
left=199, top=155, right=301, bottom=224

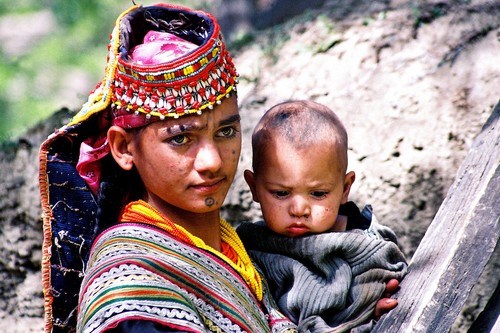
left=373, top=103, right=499, bottom=333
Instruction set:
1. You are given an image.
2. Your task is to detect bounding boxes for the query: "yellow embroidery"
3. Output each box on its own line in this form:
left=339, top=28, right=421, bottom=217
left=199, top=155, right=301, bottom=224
left=120, top=200, right=263, bottom=300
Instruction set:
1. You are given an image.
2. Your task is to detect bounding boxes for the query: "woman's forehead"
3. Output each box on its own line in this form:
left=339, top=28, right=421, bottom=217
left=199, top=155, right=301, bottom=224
left=156, top=97, right=240, bottom=131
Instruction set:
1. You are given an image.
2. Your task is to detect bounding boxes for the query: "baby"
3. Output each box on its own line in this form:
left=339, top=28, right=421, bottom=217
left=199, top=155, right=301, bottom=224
left=237, top=100, right=407, bottom=332
left=244, top=100, right=355, bottom=236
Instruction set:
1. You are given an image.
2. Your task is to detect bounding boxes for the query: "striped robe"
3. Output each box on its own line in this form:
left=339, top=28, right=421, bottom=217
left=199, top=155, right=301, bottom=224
left=77, top=223, right=297, bottom=333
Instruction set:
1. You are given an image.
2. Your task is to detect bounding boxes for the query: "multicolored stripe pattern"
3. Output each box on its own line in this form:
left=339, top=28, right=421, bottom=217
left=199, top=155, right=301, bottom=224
left=77, top=223, right=297, bottom=333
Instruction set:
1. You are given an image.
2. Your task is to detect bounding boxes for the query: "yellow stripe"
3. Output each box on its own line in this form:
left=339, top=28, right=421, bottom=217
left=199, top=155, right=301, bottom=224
left=122, top=200, right=263, bottom=301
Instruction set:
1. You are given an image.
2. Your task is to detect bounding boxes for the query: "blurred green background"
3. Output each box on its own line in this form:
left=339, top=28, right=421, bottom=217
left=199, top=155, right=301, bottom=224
left=0, top=0, right=214, bottom=141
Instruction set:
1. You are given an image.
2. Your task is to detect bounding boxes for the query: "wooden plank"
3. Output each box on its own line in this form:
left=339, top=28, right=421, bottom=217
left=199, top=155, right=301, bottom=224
left=373, top=103, right=499, bottom=333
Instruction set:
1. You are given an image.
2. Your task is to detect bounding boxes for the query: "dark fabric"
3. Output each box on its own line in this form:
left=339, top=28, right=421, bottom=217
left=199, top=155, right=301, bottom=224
left=119, top=5, right=214, bottom=58
left=45, top=128, right=99, bottom=332
left=341, top=201, right=372, bottom=231
left=108, top=320, right=190, bottom=333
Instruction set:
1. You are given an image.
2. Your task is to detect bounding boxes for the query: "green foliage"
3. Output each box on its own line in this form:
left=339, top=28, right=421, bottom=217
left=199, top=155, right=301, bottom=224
left=228, top=32, right=255, bottom=52
left=411, top=1, right=450, bottom=30
left=0, top=0, right=43, bottom=15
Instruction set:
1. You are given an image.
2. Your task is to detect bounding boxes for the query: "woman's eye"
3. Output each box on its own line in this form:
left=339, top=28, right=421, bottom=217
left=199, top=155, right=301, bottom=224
left=217, top=126, right=237, bottom=138
left=169, top=134, right=189, bottom=145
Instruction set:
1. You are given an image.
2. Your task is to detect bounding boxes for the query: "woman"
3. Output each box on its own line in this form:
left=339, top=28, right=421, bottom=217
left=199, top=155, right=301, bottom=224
left=39, top=3, right=397, bottom=333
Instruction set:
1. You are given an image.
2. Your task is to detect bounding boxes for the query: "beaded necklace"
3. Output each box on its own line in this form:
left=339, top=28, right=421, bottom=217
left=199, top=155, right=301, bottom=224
left=119, top=200, right=263, bottom=301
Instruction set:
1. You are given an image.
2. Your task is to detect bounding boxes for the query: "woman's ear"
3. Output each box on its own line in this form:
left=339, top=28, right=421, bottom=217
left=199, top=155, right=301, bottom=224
left=243, top=169, right=260, bottom=203
left=107, top=125, right=134, bottom=171
left=341, top=171, right=356, bottom=204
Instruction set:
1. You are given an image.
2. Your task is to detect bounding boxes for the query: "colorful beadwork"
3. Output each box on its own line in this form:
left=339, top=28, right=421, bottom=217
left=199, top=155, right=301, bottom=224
left=111, top=37, right=238, bottom=119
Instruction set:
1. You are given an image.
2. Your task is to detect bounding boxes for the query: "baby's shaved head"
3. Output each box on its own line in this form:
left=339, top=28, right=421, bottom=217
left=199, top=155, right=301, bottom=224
left=251, top=100, right=348, bottom=174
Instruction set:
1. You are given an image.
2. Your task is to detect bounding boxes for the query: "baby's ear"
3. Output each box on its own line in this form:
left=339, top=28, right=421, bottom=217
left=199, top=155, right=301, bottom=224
left=342, top=171, right=356, bottom=204
left=243, top=169, right=260, bottom=203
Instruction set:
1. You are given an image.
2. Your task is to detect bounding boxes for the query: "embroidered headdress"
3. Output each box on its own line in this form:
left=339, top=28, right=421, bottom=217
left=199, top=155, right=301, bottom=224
left=39, top=4, right=237, bottom=332
left=72, top=3, right=237, bottom=126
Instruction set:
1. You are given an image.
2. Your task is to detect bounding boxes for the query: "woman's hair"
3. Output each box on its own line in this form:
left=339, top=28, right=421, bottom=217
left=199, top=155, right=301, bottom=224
left=94, top=154, right=144, bottom=237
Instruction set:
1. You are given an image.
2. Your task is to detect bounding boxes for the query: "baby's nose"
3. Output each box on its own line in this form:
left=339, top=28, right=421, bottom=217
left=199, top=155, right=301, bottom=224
left=289, top=196, right=311, bottom=218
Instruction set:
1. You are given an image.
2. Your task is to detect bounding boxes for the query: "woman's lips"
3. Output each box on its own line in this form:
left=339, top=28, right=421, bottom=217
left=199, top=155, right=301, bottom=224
left=191, top=178, right=224, bottom=194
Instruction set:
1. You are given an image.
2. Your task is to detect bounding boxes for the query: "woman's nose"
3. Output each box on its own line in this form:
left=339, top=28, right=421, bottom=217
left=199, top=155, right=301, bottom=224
left=289, top=196, right=311, bottom=218
left=194, top=141, right=222, bottom=174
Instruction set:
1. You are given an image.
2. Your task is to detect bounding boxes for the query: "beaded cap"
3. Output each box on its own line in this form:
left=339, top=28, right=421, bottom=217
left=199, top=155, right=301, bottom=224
left=69, top=3, right=238, bottom=126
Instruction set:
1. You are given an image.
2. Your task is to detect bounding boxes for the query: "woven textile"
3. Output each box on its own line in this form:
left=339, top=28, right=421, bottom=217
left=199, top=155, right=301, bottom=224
left=40, top=121, right=99, bottom=333
left=237, top=213, right=408, bottom=333
left=77, top=223, right=297, bottom=333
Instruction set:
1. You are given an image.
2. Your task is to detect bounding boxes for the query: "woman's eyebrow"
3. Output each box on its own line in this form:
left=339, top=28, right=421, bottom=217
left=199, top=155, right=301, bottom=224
left=220, top=114, right=241, bottom=126
left=165, top=114, right=240, bottom=135
left=166, top=123, right=204, bottom=135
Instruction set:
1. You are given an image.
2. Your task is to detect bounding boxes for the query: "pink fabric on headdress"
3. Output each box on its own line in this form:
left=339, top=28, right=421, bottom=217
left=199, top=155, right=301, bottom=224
left=111, top=112, right=158, bottom=128
left=111, top=31, right=198, bottom=127
left=77, top=31, right=197, bottom=194
left=131, top=31, right=197, bottom=65
left=76, top=135, right=109, bottom=194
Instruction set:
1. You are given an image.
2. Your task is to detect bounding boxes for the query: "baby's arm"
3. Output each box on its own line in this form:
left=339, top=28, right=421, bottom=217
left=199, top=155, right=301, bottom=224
left=374, top=279, right=400, bottom=318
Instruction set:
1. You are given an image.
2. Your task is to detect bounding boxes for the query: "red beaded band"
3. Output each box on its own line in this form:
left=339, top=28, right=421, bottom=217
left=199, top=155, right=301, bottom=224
left=112, top=35, right=238, bottom=119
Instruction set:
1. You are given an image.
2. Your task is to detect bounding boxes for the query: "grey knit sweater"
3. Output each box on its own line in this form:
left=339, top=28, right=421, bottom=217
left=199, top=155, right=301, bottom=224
left=237, top=207, right=407, bottom=333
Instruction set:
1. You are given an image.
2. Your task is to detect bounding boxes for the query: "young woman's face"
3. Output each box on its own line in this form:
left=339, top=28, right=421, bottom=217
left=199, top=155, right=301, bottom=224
left=128, top=96, right=241, bottom=218
left=246, top=138, right=354, bottom=237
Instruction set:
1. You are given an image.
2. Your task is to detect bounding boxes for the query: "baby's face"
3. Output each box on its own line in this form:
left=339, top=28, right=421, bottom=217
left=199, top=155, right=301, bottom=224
left=246, top=139, right=354, bottom=237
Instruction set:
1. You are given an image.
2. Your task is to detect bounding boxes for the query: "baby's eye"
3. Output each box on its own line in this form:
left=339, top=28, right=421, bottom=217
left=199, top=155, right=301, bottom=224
left=272, top=190, right=289, bottom=198
left=169, top=134, right=189, bottom=145
left=311, top=191, right=328, bottom=198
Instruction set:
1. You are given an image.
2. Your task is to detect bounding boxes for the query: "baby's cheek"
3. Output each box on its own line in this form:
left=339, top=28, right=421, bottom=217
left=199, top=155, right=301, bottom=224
left=315, top=206, right=337, bottom=226
left=320, top=207, right=332, bottom=217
